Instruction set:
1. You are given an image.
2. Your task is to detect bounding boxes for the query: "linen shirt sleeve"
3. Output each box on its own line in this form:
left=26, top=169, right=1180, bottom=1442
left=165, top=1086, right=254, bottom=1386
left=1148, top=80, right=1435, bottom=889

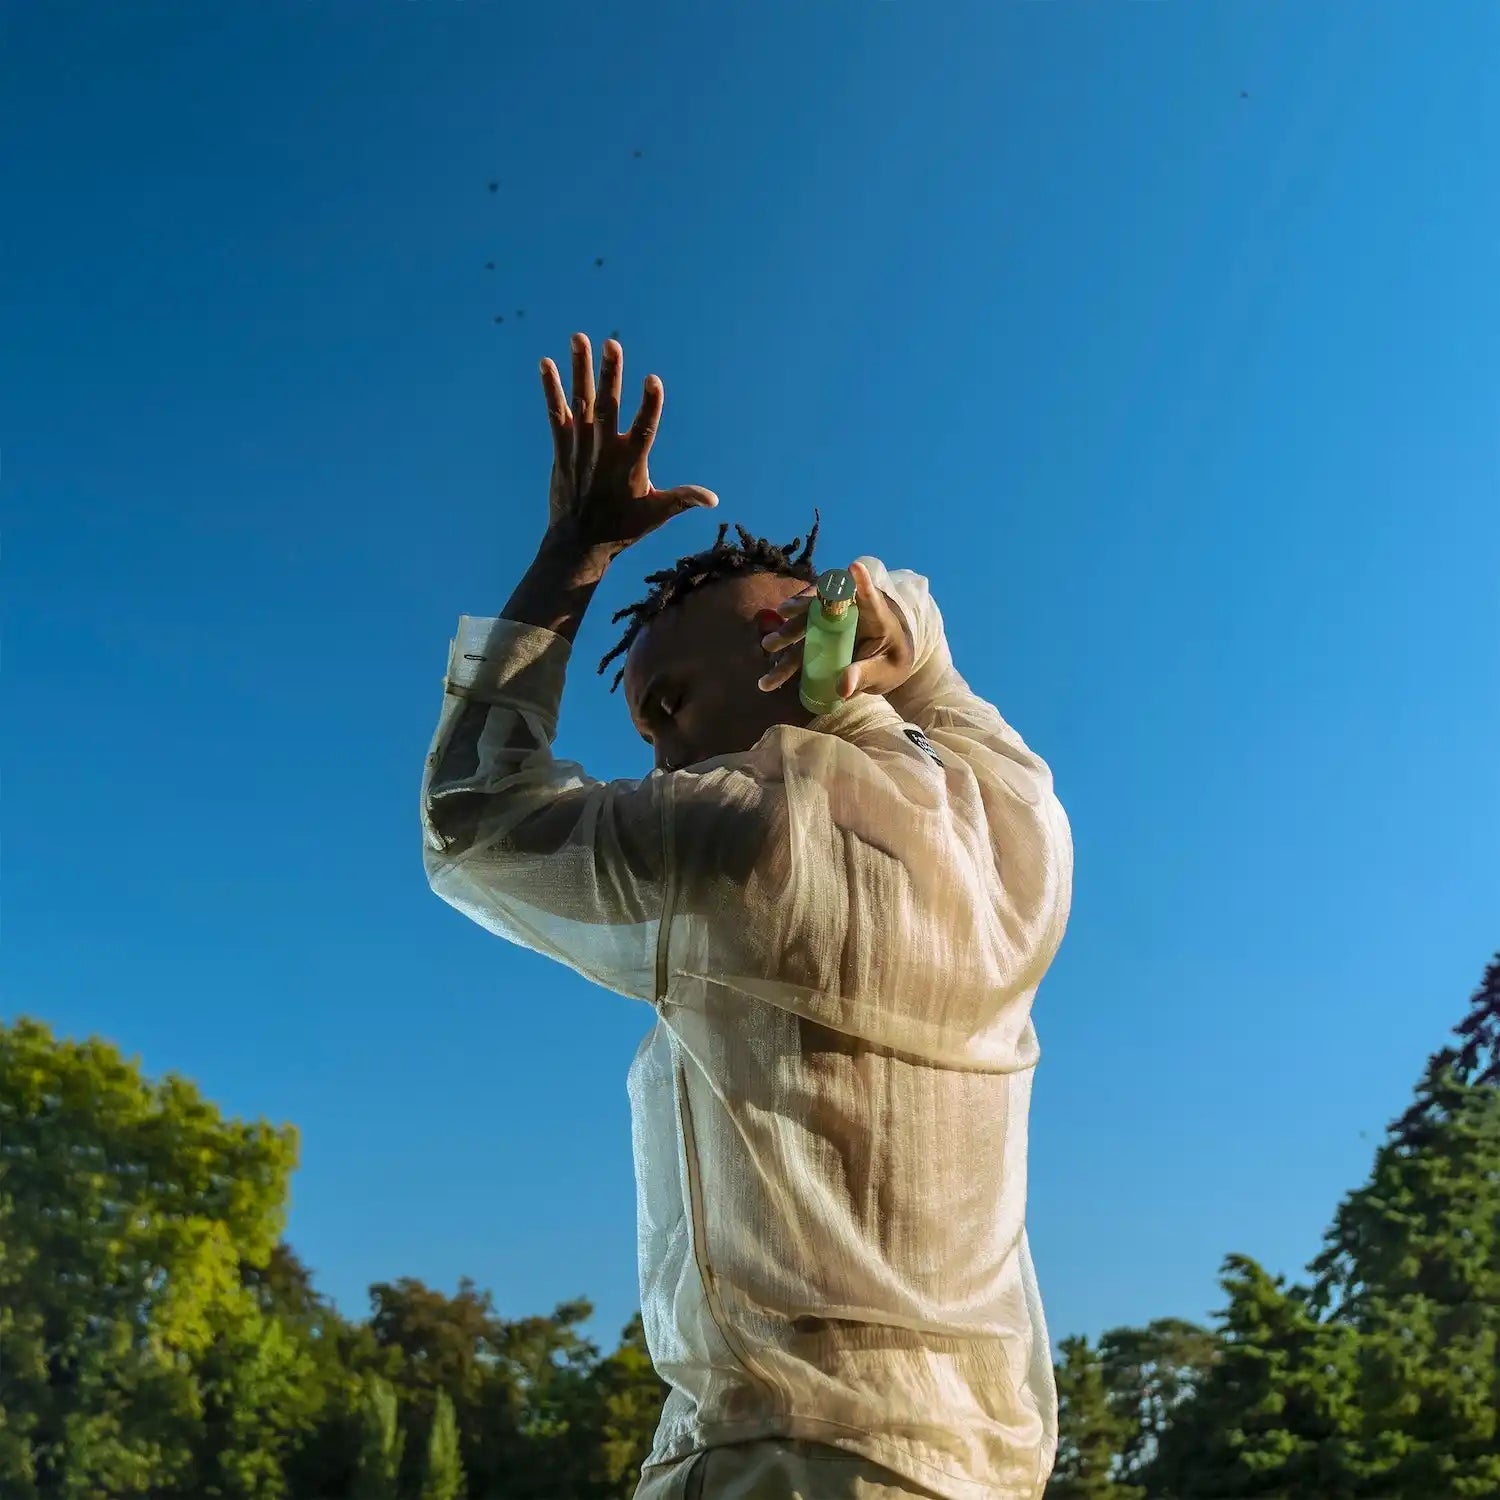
left=420, top=616, right=775, bottom=1003
left=823, top=556, right=1075, bottom=1050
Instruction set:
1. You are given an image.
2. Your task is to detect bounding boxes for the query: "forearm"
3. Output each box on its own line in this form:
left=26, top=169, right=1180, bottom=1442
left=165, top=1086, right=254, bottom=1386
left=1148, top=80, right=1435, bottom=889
left=428, top=531, right=612, bottom=850
left=502, top=527, right=619, bottom=644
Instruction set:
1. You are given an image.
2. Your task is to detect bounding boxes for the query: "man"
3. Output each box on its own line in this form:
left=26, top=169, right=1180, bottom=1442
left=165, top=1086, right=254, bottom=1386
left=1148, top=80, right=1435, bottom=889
left=421, top=334, right=1073, bottom=1500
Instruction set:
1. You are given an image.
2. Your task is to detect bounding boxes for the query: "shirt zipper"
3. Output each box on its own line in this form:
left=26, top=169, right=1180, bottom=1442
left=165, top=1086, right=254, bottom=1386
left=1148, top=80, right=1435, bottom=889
left=655, top=777, right=779, bottom=1407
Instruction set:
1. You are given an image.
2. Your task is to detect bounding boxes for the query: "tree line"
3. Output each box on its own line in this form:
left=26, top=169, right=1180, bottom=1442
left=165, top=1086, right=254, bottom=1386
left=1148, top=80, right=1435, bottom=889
left=1, top=954, right=1494, bottom=1499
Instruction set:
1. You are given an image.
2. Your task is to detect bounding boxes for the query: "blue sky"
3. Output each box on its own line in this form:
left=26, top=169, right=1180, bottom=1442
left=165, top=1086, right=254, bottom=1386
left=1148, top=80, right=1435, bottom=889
left=4, top=0, right=1497, bottom=1359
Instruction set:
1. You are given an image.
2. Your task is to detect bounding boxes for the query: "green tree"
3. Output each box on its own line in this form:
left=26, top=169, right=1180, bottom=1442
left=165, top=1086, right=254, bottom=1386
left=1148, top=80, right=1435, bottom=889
left=352, top=1373, right=406, bottom=1500
left=369, top=1275, right=501, bottom=1406
left=1097, top=1316, right=1217, bottom=1487
left=1308, top=952, right=1500, bottom=1498
left=586, top=1311, right=669, bottom=1495
left=0, top=1017, right=303, bottom=1499
left=189, top=1301, right=323, bottom=1499
left=482, top=1300, right=605, bottom=1500
left=364, top=1274, right=527, bottom=1495
left=1149, top=1254, right=1365, bottom=1499
left=1047, top=1334, right=1142, bottom=1500
left=250, top=1241, right=405, bottom=1500
left=237, top=1242, right=408, bottom=1500
left=358, top=1276, right=608, bottom=1500
left=418, top=1388, right=466, bottom=1500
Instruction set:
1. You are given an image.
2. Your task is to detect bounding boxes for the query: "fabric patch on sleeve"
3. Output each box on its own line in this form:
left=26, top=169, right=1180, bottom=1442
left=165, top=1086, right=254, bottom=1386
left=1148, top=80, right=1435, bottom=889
left=903, top=726, right=945, bottom=767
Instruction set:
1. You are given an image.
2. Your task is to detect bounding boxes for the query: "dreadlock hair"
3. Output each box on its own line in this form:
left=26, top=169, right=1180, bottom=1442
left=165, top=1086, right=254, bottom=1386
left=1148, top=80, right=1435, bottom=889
left=597, top=509, right=822, bottom=693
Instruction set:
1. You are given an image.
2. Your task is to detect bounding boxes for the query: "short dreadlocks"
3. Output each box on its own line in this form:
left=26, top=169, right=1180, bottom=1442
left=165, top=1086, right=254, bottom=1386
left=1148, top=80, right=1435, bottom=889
left=597, top=509, right=822, bottom=693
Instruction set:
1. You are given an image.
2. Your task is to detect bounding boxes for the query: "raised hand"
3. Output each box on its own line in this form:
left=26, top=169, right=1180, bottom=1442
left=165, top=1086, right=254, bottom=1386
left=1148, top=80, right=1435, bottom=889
left=756, top=562, right=916, bottom=701
left=540, top=333, right=717, bottom=557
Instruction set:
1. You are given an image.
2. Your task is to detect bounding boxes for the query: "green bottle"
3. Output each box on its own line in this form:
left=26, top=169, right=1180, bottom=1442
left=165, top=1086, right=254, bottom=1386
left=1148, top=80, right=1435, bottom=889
left=799, top=568, right=859, bottom=715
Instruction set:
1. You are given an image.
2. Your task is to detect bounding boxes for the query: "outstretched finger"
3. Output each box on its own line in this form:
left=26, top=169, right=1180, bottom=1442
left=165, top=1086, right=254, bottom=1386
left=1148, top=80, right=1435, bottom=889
left=539, top=358, right=572, bottom=469
left=569, top=333, right=596, bottom=423
left=758, top=646, right=802, bottom=693
left=760, top=613, right=809, bottom=653
left=569, top=333, right=598, bottom=476
left=597, top=338, right=623, bottom=434
left=626, top=375, right=665, bottom=458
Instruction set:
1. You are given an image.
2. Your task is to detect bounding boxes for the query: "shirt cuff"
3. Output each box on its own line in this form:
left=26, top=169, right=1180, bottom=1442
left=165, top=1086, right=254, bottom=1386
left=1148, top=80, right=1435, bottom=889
left=443, top=616, right=573, bottom=715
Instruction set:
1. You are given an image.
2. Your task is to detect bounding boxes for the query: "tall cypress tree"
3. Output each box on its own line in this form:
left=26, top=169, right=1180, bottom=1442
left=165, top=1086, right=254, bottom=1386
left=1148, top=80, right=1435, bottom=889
left=352, top=1374, right=405, bottom=1500
left=418, top=1388, right=466, bottom=1500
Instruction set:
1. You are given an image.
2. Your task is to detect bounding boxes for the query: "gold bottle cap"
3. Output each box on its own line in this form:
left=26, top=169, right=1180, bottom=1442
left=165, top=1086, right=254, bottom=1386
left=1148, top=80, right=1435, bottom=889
left=816, top=568, right=856, bottom=619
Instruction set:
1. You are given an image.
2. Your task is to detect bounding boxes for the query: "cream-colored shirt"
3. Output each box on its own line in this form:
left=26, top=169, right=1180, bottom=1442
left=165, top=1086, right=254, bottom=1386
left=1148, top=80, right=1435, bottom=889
left=420, top=557, right=1073, bottom=1500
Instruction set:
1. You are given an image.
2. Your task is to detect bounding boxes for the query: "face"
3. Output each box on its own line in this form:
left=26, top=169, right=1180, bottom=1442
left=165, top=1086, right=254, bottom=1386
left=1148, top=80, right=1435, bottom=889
left=623, top=571, right=817, bottom=774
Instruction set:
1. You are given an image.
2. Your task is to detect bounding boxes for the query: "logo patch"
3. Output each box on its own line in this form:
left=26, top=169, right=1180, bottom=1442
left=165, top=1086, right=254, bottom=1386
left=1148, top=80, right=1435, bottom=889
left=903, top=727, right=944, bottom=767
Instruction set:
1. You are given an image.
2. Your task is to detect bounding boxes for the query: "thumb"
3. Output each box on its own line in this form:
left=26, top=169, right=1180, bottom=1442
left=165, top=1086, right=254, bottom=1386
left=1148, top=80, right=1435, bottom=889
left=652, top=485, right=719, bottom=514
left=839, top=662, right=861, bottom=698
left=848, top=559, right=879, bottom=601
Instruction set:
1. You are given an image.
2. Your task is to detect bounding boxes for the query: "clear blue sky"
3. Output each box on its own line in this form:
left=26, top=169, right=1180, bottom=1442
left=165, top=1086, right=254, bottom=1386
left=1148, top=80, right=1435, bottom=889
left=4, top=1, right=1497, bottom=1359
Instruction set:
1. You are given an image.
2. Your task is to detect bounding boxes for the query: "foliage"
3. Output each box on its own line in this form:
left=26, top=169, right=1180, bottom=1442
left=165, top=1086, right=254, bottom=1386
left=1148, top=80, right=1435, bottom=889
left=1049, top=1335, right=1143, bottom=1500
left=1053, top=952, right=1499, bottom=1500
left=352, top=1376, right=404, bottom=1500
left=3, top=951, right=1494, bottom=1500
left=0, top=1018, right=303, bottom=1499
left=418, top=1390, right=466, bottom=1500
left=1098, top=1316, right=1217, bottom=1486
